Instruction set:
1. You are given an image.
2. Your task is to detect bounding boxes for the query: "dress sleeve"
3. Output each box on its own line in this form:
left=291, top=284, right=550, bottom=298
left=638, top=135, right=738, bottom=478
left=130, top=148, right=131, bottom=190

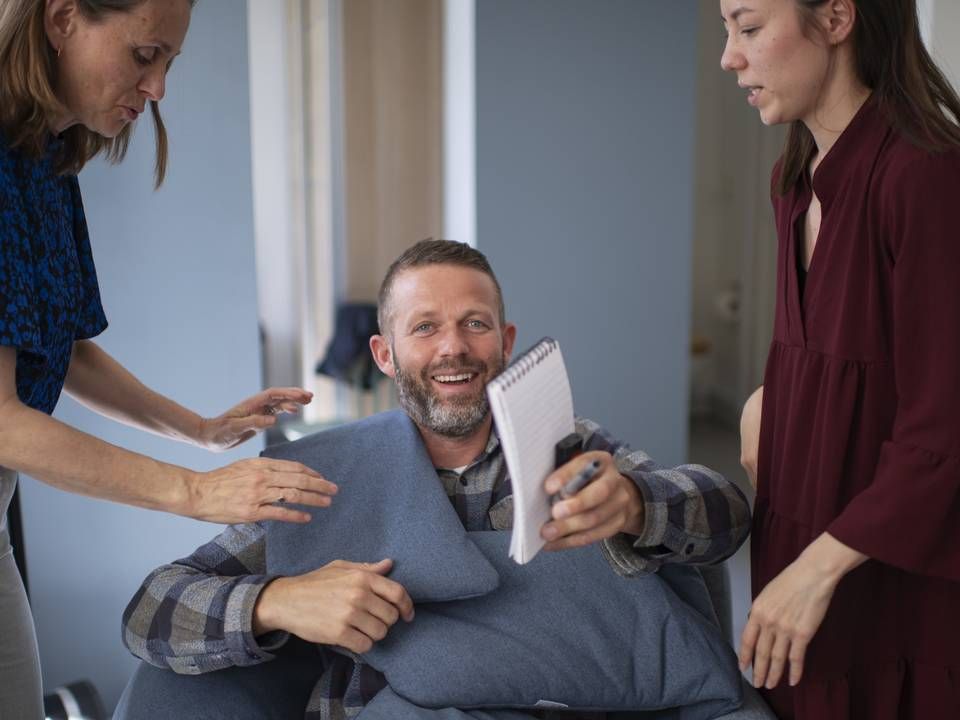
left=68, top=177, right=108, bottom=340
left=827, top=149, right=960, bottom=582
left=0, top=143, right=43, bottom=356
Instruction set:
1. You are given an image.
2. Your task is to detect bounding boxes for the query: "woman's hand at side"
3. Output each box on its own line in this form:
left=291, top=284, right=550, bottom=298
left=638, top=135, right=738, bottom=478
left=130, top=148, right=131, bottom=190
left=739, top=532, right=866, bottom=689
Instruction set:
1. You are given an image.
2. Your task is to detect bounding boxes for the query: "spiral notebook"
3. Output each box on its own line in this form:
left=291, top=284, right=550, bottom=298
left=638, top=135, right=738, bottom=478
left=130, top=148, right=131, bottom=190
left=486, top=337, right=575, bottom=563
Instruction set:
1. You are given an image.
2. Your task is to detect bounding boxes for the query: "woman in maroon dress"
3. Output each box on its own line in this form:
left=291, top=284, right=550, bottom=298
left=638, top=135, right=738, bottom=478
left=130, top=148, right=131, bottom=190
left=722, top=0, right=960, bottom=717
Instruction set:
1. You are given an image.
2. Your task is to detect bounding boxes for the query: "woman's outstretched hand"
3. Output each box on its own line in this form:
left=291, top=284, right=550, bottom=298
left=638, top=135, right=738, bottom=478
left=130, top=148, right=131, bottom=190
left=197, top=387, right=313, bottom=451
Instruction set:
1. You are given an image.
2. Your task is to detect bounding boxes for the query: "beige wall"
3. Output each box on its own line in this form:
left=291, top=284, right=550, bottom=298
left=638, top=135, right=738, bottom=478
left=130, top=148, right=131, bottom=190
left=342, top=0, right=444, bottom=303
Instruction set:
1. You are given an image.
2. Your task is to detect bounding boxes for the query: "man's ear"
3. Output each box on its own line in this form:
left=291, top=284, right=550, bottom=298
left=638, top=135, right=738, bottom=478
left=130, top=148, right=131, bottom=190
left=501, top=322, right=517, bottom=365
left=369, top=334, right=396, bottom=379
left=45, top=0, right=80, bottom=52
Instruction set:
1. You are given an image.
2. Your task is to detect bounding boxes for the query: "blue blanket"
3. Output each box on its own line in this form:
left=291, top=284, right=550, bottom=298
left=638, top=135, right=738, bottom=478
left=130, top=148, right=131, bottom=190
left=263, top=411, right=743, bottom=717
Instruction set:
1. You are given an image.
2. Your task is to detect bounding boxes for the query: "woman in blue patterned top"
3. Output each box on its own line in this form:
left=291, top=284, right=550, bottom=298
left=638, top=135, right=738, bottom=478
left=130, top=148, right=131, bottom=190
left=0, top=2, right=339, bottom=716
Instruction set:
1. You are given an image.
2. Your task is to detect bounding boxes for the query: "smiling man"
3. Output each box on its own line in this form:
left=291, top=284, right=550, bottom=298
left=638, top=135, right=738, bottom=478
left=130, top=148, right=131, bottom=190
left=119, top=240, right=751, bottom=720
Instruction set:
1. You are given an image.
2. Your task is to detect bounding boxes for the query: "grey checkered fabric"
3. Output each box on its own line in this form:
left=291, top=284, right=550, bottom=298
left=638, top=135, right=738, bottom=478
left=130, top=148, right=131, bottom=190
left=121, top=418, right=750, bottom=719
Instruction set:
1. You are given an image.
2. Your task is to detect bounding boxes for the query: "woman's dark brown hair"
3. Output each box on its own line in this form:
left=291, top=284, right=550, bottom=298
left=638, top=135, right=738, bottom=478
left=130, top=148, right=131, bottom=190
left=778, top=0, right=960, bottom=195
left=0, top=0, right=191, bottom=188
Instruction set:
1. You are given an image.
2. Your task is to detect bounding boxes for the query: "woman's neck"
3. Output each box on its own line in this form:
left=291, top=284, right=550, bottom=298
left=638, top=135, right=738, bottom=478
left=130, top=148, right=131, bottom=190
left=49, top=111, right=78, bottom=136
left=803, top=58, right=871, bottom=170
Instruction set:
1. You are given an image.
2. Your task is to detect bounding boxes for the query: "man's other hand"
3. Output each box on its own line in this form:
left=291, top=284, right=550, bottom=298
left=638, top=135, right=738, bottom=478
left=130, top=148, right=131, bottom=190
left=540, top=451, right=644, bottom=551
left=253, top=558, right=414, bottom=653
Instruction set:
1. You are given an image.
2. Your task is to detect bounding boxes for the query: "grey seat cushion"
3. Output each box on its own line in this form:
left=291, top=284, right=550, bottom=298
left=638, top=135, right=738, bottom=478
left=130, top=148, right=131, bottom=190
left=358, top=683, right=779, bottom=720
left=113, top=639, right=321, bottom=720
left=697, top=564, right=733, bottom=644
left=363, top=531, right=743, bottom=718
left=262, top=410, right=500, bottom=603
left=113, top=664, right=778, bottom=720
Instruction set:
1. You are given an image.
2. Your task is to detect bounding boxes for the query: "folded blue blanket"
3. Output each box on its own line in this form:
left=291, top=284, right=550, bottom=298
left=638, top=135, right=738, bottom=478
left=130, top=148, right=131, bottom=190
left=263, top=410, right=742, bottom=717
left=263, top=410, right=500, bottom=603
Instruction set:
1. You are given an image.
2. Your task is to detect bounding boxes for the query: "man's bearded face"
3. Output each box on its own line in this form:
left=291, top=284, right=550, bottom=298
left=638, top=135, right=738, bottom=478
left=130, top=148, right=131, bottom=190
left=393, top=347, right=506, bottom=438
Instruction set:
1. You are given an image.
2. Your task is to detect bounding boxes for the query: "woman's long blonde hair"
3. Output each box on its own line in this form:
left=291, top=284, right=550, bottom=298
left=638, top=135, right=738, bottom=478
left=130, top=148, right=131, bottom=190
left=0, top=0, right=188, bottom=188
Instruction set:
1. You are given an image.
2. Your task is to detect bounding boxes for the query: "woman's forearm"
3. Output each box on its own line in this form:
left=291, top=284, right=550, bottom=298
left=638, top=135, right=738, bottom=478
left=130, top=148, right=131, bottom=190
left=64, top=340, right=204, bottom=446
left=0, top=394, right=192, bottom=513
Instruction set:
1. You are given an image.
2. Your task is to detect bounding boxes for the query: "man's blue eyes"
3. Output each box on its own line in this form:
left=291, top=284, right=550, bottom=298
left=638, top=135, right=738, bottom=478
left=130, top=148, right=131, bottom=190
left=414, top=321, right=488, bottom=332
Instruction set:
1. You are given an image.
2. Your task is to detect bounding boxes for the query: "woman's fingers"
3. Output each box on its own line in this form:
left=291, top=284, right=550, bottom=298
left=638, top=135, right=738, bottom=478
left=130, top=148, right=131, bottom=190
left=230, top=387, right=312, bottom=418
left=751, top=625, right=776, bottom=688
left=738, top=616, right=760, bottom=672
left=764, top=633, right=792, bottom=689
left=228, top=415, right=275, bottom=435
left=253, top=504, right=312, bottom=524
left=195, top=459, right=337, bottom=524
left=263, top=487, right=334, bottom=509
left=264, top=386, right=314, bottom=402
left=788, top=636, right=809, bottom=687
left=261, top=462, right=338, bottom=495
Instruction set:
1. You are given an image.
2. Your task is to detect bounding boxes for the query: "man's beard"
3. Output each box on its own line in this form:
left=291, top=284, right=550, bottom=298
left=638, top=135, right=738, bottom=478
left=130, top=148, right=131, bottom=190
left=393, top=350, right=505, bottom=438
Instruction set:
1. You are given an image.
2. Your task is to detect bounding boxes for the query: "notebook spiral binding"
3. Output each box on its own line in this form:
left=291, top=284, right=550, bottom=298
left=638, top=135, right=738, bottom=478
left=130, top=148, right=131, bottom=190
left=489, top=337, right=559, bottom=391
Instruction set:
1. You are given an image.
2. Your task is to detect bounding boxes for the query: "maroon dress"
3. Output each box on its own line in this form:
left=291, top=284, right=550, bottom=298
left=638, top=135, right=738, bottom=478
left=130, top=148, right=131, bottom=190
left=754, top=98, right=960, bottom=719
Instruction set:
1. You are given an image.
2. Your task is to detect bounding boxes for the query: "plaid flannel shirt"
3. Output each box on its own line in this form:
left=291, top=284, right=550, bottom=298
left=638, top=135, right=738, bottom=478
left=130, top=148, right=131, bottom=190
left=122, top=417, right=750, bottom=719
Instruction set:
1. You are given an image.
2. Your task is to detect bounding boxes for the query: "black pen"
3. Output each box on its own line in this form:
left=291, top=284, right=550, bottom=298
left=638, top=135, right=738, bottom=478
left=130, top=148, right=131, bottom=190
left=560, top=459, right=602, bottom=499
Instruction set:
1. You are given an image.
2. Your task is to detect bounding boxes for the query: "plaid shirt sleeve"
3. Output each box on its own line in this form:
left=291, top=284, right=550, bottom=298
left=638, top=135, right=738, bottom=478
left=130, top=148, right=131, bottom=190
left=575, top=417, right=751, bottom=577
left=121, top=522, right=289, bottom=674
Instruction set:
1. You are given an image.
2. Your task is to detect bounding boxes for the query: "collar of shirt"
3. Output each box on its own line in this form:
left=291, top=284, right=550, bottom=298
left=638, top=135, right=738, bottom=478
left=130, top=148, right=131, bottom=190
left=435, top=428, right=502, bottom=494
left=807, top=93, right=891, bottom=211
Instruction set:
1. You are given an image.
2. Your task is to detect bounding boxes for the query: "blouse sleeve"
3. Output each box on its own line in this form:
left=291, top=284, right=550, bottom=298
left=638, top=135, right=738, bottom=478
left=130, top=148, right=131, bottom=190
left=68, top=177, right=108, bottom=340
left=827, top=149, right=960, bottom=582
left=0, top=142, right=43, bottom=356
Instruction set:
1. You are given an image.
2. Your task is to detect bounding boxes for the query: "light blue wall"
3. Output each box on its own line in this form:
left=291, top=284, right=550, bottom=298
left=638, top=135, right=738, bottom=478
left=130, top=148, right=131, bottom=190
left=19, top=0, right=261, bottom=708
left=476, top=0, right=698, bottom=464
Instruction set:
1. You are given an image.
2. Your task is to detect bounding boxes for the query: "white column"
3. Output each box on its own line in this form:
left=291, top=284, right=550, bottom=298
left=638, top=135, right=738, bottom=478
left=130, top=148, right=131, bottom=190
left=247, top=0, right=300, bottom=388
left=918, top=0, right=935, bottom=49
left=443, top=0, right=476, bottom=247
left=926, top=0, right=960, bottom=90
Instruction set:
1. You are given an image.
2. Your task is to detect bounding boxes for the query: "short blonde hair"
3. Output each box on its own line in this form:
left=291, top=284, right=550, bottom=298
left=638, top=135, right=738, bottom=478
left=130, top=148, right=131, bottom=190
left=0, top=0, right=190, bottom=188
left=377, top=239, right=506, bottom=337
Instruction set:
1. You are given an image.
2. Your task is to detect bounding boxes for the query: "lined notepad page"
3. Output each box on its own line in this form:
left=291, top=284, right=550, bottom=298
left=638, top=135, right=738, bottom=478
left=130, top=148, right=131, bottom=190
left=486, top=338, right=575, bottom=563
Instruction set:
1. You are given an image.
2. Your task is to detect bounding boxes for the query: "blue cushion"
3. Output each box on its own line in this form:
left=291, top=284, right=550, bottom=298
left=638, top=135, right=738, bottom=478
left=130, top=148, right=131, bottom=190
left=113, top=641, right=321, bottom=720
left=364, top=531, right=743, bottom=718
left=359, top=687, right=536, bottom=719
left=262, top=410, right=500, bottom=603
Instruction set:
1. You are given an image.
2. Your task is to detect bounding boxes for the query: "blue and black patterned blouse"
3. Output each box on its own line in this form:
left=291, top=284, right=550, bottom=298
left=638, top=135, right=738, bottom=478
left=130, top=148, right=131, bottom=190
left=0, top=133, right=108, bottom=415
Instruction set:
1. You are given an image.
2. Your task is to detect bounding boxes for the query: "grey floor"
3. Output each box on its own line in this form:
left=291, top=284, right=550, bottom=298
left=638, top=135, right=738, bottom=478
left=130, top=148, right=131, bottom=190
left=689, top=418, right=754, bottom=671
